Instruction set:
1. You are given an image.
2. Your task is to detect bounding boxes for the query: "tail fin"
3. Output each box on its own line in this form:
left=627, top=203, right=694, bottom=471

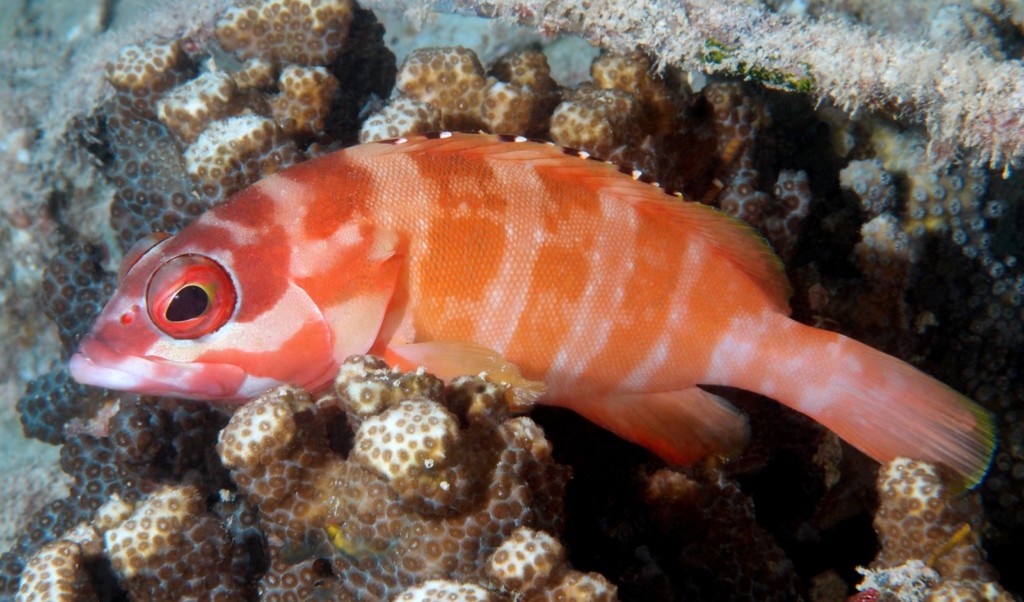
left=724, top=315, right=995, bottom=488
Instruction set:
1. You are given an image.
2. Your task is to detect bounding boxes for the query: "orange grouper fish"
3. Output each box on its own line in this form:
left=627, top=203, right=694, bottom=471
left=69, top=132, right=995, bottom=486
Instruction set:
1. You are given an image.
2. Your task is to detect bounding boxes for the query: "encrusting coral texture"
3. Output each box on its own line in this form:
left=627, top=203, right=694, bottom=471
left=17, top=242, right=114, bottom=445
left=2, top=0, right=1023, bottom=600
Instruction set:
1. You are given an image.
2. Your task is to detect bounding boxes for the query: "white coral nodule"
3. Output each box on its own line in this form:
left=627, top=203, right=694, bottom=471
left=351, top=399, right=459, bottom=481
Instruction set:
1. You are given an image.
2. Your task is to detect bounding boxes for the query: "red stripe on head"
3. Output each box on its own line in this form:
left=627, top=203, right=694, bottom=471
left=231, top=224, right=292, bottom=323
left=300, top=158, right=374, bottom=240
left=173, top=222, right=235, bottom=255
left=213, top=185, right=278, bottom=229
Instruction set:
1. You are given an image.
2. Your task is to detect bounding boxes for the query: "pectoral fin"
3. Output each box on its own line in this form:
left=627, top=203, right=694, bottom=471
left=384, top=341, right=545, bottom=410
left=570, top=387, right=750, bottom=465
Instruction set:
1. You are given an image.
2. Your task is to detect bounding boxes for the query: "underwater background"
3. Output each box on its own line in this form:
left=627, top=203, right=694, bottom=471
left=0, top=0, right=1022, bottom=599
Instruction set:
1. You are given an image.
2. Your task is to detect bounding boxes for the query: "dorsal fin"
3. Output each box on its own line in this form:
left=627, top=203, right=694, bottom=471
left=364, top=131, right=792, bottom=313
left=629, top=192, right=792, bottom=313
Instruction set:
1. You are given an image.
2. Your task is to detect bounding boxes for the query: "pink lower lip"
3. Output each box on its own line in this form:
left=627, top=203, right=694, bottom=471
left=69, top=335, right=247, bottom=400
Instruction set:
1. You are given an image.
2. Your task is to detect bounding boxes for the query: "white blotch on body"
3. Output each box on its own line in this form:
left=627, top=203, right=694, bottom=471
left=621, top=331, right=671, bottom=390
left=473, top=163, right=547, bottom=351
left=548, top=191, right=638, bottom=386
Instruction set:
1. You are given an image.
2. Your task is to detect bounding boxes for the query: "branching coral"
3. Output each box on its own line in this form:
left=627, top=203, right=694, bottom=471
left=363, top=45, right=560, bottom=142
left=6, top=357, right=591, bottom=601
left=216, top=357, right=573, bottom=601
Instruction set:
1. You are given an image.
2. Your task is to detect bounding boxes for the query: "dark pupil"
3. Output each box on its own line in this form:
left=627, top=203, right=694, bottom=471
left=166, top=285, right=210, bottom=322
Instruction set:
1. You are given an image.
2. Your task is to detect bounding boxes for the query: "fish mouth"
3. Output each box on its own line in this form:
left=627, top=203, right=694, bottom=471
left=69, top=335, right=247, bottom=400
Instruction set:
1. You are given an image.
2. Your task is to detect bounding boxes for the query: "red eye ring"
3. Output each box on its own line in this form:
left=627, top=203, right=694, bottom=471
left=146, top=255, right=236, bottom=339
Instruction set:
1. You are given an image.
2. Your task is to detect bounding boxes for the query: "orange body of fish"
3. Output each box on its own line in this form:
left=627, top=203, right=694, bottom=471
left=69, top=132, right=994, bottom=486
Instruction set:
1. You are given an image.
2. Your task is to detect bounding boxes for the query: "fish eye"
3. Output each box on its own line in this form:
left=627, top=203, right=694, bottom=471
left=147, top=255, right=236, bottom=339
left=165, top=284, right=211, bottom=322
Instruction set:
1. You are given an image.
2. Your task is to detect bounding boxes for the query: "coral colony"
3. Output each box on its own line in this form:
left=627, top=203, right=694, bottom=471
left=3, top=0, right=1022, bottom=600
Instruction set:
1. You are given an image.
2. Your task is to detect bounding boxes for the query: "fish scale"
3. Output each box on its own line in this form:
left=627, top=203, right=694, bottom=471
left=70, top=132, right=994, bottom=487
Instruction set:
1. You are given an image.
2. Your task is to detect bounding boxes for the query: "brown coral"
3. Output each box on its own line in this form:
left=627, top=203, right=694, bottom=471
left=232, top=57, right=277, bottom=90
left=484, top=49, right=561, bottom=137
left=871, top=458, right=993, bottom=580
left=638, top=466, right=802, bottom=600
left=15, top=540, right=96, bottom=602
left=762, top=169, right=812, bottom=260
left=393, top=579, right=496, bottom=601
left=590, top=51, right=677, bottom=136
left=854, top=458, right=1013, bottom=601
left=484, top=526, right=616, bottom=600
left=328, top=355, right=444, bottom=424
left=359, top=96, right=442, bottom=143
left=482, top=81, right=547, bottom=136
left=489, top=49, right=557, bottom=94
left=704, top=80, right=773, bottom=216
left=271, top=65, right=340, bottom=137
left=92, top=0, right=393, bottom=252
left=486, top=527, right=565, bottom=594
left=840, top=159, right=896, bottom=218
left=528, top=570, right=619, bottom=602
left=105, top=41, right=191, bottom=117
left=365, top=46, right=562, bottom=141
left=217, top=358, right=572, bottom=601
left=396, top=46, right=491, bottom=131
left=549, top=50, right=694, bottom=187
left=14, top=486, right=245, bottom=602
left=183, top=114, right=301, bottom=201
left=351, top=399, right=460, bottom=484
left=103, top=485, right=244, bottom=600
left=852, top=213, right=914, bottom=327
left=387, top=527, right=617, bottom=601
left=215, top=0, right=355, bottom=66
left=549, top=86, right=643, bottom=166
left=156, top=71, right=238, bottom=145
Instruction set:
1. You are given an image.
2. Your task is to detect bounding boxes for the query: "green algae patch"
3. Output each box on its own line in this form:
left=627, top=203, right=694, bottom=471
left=700, top=38, right=816, bottom=93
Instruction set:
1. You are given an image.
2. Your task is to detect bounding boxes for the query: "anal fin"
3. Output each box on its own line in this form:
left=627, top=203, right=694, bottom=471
left=569, top=387, right=750, bottom=466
